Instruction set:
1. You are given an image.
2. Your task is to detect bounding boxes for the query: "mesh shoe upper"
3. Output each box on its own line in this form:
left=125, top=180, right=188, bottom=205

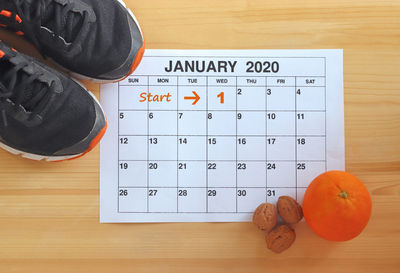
left=0, top=41, right=103, bottom=156
left=0, top=0, right=144, bottom=80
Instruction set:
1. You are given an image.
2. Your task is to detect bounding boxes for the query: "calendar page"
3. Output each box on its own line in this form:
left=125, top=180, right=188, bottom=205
left=100, top=49, right=344, bottom=223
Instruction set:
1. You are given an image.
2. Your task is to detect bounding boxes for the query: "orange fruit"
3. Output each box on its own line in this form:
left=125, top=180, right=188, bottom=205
left=303, top=171, right=372, bottom=241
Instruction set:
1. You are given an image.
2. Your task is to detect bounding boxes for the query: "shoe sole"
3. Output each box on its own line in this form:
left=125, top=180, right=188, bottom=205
left=0, top=90, right=107, bottom=162
left=68, top=0, right=145, bottom=83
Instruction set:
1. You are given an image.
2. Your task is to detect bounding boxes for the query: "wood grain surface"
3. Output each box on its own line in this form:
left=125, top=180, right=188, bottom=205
left=0, top=0, right=399, bottom=272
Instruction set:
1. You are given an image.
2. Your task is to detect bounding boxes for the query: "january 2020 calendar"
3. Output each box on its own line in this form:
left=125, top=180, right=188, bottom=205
left=100, top=49, right=344, bottom=223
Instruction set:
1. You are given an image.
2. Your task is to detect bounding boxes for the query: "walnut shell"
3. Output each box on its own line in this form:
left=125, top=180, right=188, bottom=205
left=266, top=225, right=296, bottom=253
left=252, top=203, right=277, bottom=232
left=277, top=196, right=303, bottom=224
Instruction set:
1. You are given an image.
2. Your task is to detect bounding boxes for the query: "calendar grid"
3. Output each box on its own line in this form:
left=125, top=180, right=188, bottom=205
left=325, top=57, right=328, bottom=172
left=265, top=77, right=268, bottom=203
left=295, top=76, right=298, bottom=200
left=176, top=76, right=179, bottom=213
left=235, top=76, right=238, bottom=212
left=206, top=76, right=209, bottom=213
left=117, top=72, right=327, bottom=214
left=119, top=109, right=327, bottom=112
left=120, top=159, right=327, bottom=162
left=119, top=134, right=326, bottom=137
left=117, top=81, right=120, bottom=213
left=147, top=76, right=150, bottom=212
left=120, top=186, right=308, bottom=189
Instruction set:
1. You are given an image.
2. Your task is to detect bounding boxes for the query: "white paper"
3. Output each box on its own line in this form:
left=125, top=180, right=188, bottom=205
left=100, top=49, right=344, bottom=223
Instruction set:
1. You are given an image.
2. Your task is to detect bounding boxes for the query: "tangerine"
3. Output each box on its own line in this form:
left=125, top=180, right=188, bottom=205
left=303, top=171, right=372, bottom=241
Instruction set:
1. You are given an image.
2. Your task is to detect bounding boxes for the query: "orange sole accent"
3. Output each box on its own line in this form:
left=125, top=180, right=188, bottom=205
left=15, top=14, right=22, bottom=23
left=116, top=40, right=145, bottom=83
left=0, top=50, right=4, bottom=58
left=0, top=10, right=12, bottom=18
left=52, top=120, right=107, bottom=162
left=0, top=10, right=22, bottom=23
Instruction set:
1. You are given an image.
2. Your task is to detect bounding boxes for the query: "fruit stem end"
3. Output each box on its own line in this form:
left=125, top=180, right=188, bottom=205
left=339, top=191, right=348, bottom=199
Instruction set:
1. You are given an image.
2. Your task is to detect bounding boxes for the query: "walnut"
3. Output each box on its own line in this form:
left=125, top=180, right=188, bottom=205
left=266, top=225, right=296, bottom=253
left=277, top=196, right=303, bottom=224
left=252, top=203, right=277, bottom=233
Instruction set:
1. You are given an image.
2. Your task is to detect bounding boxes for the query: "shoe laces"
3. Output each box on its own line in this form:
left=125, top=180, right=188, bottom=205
left=0, top=54, right=54, bottom=127
left=11, top=0, right=90, bottom=57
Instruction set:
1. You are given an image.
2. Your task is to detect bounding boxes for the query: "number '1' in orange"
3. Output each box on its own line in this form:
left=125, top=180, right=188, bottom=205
left=217, top=92, right=225, bottom=104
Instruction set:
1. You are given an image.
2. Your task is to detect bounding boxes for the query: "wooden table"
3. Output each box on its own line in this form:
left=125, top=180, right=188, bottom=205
left=0, top=0, right=399, bottom=272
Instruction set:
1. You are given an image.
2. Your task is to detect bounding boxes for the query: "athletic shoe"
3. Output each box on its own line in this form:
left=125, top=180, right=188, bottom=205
left=0, top=0, right=145, bottom=82
left=0, top=40, right=106, bottom=161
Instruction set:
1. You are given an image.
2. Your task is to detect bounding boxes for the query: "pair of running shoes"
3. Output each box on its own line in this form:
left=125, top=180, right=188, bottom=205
left=0, top=0, right=144, bottom=161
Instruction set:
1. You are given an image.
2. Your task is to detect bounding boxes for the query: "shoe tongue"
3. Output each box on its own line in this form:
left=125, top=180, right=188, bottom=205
left=41, top=2, right=84, bottom=43
left=0, top=61, right=47, bottom=112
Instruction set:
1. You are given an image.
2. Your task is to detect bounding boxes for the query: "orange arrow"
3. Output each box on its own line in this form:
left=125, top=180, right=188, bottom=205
left=184, top=91, right=200, bottom=105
